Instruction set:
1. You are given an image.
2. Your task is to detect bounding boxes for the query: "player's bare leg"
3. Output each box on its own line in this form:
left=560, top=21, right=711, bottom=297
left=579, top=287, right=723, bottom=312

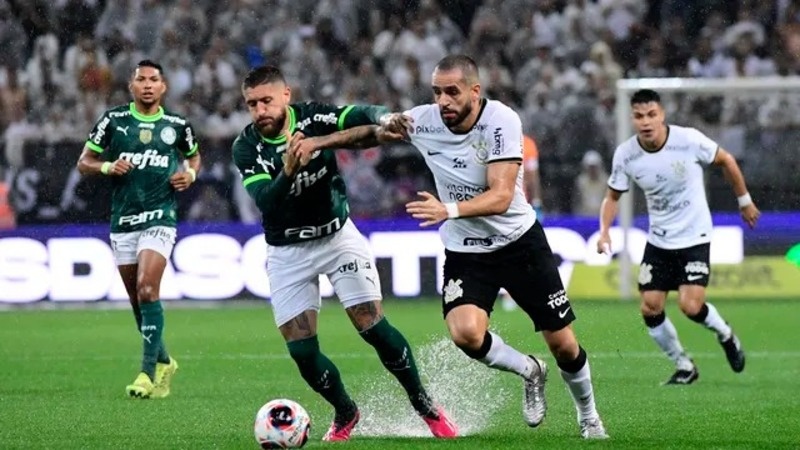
left=445, top=304, right=547, bottom=427
left=348, top=300, right=457, bottom=438
left=641, top=290, right=697, bottom=384
left=279, top=310, right=359, bottom=442
left=678, top=286, right=744, bottom=372
left=542, top=326, right=607, bottom=438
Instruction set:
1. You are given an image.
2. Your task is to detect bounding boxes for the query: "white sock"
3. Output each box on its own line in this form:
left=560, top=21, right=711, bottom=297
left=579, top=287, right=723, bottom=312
left=559, top=358, right=598, bottom=421
left=648, top=317, right=694, bottom=371
left=703, top=303, right=732, bottom=340
left=478, top=331, right=533, bottom=378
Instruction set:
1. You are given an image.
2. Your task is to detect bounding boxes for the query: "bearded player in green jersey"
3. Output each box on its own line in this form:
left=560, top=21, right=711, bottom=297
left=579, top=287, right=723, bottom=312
left=77, top=60, right=201, bottom=399
left=232, top=65, right=457, bottom=441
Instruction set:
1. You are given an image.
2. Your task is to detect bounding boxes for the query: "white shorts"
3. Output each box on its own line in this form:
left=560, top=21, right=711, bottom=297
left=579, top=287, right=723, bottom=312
left=268, top=219, right=382, bottom=326
left=110, top=226, right=176, bottom=265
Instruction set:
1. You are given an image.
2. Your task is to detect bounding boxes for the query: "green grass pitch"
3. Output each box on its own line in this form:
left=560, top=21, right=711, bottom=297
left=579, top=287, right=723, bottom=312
left=1, top=299, right=799, bottom=449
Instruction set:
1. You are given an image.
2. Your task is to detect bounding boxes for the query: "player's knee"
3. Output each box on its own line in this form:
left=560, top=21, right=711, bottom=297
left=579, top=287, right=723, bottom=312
left=449, top=325, right=487, bottom=355
left=640, top=297, right=664, bottom=316
left=136, top=282, right=158, bottom=302
left=543, top=328, right=579, bottom=362
left=678, top=298, right=704, bottom=317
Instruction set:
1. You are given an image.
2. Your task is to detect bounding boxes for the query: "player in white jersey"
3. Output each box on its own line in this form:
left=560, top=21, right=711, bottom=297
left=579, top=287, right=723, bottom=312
left=597, top=89, right=759, bottom=385
left=378, top=55, right=607, bottom=439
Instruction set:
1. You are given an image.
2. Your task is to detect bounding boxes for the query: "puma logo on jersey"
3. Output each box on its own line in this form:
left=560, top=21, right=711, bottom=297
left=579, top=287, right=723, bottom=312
left=119, top=150, right=169, bottom=169
left=116, top=126, right=129, bottom=136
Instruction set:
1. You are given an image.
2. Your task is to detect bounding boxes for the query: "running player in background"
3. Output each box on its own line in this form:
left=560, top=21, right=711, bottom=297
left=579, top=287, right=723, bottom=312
left=231, top=65, right=456, bottom=442
left=501, top=134, right=543, bottom=311
left=375, top=54, right=607, bottom=439
left=76, top=60, right=199, bottom=398
left=597, top=89, right=756, bottom=385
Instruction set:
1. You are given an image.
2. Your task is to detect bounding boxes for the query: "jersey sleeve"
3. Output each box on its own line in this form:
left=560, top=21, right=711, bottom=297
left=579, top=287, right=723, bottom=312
left=84, top=111, right=113, bottom=154
left=178, top=121, right=199, bottom=157
left=232, top=134, right=293, bottom=217
left=486, top=107, right=523, bottom=163
left=607, top=146, right=630, bottom=192
left=305, top=102, right=389, bottom=134
left=690, top=128, right=719, bottom=165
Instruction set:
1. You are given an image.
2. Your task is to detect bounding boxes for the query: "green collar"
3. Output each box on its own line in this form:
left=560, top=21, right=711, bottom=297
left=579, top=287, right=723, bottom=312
left=129, top=102, right=164, bottom=122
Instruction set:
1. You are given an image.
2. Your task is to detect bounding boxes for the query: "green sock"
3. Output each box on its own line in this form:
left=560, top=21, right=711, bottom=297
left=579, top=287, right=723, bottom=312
left=360, top=318, right=434, bottom=416
left=287, top=336, right=356, bottom=416
left=139, top=301, right=165, bottom=380
left=133, top=307, right=170, bottom=364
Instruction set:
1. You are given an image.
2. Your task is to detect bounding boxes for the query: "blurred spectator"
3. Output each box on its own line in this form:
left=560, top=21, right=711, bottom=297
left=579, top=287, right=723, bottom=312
left=573, top=150, right=608, bottom=216
left=0, top=0, right=797, bottom=221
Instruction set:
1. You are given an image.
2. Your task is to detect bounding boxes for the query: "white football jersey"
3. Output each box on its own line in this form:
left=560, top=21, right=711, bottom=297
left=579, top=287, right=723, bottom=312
left=405, top=99, right=535, bottom=253
left=608, top=125, right=718, bottom=249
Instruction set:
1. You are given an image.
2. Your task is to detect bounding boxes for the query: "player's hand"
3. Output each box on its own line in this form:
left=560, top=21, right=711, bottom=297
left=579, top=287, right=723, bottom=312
left=283, top=134, right=301, bottom=177
left=376, top=125, right=408, bottom=143
left=596, top=233, right=612, bottom=255
left=169, top=171, right=194, bottom=192
left=108, top=159, right=134, bottom=176
left=740, top=203, right=760, bottom=229
left=379, top=113, right=413, bottom=140
left=406, top=191, right=447, bottom=227
left=289, top=132, right=320, bottom=166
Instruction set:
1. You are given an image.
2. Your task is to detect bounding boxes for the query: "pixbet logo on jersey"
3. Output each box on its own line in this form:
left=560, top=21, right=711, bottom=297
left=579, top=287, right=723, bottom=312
left=119, top=149, right=169, bottom=169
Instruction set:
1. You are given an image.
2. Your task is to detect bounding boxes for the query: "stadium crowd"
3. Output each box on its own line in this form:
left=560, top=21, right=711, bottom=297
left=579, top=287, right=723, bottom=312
left=1, top=0, right=799, bottom=225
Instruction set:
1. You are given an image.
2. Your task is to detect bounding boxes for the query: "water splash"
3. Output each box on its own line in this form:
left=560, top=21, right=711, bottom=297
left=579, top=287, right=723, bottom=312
left=355, top=336, right=512, bottom=437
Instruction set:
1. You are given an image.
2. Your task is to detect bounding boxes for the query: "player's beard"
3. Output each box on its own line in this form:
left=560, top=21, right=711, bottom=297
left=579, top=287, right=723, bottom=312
left=256, top=110, right=287, bottom=139
left=441, top=103, right=472, bottom=128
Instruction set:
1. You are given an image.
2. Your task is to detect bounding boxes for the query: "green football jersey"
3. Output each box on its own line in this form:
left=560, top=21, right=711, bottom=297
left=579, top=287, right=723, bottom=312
left=232, top=102, right=387, bottom=246
left=85, top=102, right=199, bottom=233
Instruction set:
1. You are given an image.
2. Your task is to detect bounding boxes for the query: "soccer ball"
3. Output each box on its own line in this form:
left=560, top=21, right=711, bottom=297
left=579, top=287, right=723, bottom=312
left=254, top=399, right=311, bottom=449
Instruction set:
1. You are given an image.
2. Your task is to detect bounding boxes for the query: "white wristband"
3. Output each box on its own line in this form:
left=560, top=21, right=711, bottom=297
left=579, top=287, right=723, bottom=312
left=444, top=202, right=460, bottom=219
left=186, top=167, right=197, bottom=182
left=737, top=193, right=752, bottom=208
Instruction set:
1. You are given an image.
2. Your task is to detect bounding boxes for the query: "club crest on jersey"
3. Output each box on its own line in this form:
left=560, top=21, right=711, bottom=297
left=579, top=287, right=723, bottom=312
left=672, top=161, right=686, bottom=180
left=139, top=129, right=153, bottom=144
left=472, top=138, right=489, bottom=164
left=160, top=126, right=177, bottom=145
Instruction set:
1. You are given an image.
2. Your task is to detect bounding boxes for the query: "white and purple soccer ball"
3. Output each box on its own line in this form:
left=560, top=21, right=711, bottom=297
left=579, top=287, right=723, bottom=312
left=254, top=399, right=311, bottom=449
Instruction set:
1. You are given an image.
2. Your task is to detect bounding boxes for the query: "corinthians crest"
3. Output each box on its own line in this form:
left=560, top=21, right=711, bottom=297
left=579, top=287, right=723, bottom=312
left=139, top=129, right=153, bottom=144
left=671, top=160, right=686, bottom=180
left=472, top=138, right=489, bottom=164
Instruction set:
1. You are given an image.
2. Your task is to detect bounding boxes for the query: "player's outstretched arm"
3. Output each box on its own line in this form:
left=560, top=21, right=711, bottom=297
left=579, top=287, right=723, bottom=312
left=597, top=188, right=623, bottom=254
left=76, top=146, right=133, bottom=176
left=712, top=148, right=760, bottom=228
left=289, top=125, right=383, bottom=165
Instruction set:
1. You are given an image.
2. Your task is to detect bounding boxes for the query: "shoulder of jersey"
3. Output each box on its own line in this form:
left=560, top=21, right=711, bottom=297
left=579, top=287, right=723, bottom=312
left=405, top=103, right=437, bottom=120
left=233, top=124, right=258, bottom=147
left=484, top=99, right=518, bottom=120
left=161, top=107, right=190, bottom=123
left=668, top=124, right=701, bottom=138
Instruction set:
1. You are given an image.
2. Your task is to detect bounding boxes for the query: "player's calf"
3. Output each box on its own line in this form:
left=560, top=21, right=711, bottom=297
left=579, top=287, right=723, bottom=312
left=359, top=317, right=436, bottom=417
left=287, top=336, right=357, bottom=420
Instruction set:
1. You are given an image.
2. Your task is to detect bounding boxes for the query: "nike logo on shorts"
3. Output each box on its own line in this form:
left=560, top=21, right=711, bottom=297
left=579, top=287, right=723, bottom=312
left=558, top=307, right=571, bottom=319
left=687, top=275, right=703, bottom=281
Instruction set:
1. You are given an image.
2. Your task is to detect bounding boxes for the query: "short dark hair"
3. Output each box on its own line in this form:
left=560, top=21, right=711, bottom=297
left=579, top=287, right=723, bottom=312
left=434, top=54, right=479, bottom=83
left=135, top=59, right=164, bottom=76
left=242, top=65, right=286, bottom=90
left=630, top=89, right=661, bottom=106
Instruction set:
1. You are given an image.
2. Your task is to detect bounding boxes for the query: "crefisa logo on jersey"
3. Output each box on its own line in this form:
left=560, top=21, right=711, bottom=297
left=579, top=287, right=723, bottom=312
left=160, top=126, right=177, bottom=145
